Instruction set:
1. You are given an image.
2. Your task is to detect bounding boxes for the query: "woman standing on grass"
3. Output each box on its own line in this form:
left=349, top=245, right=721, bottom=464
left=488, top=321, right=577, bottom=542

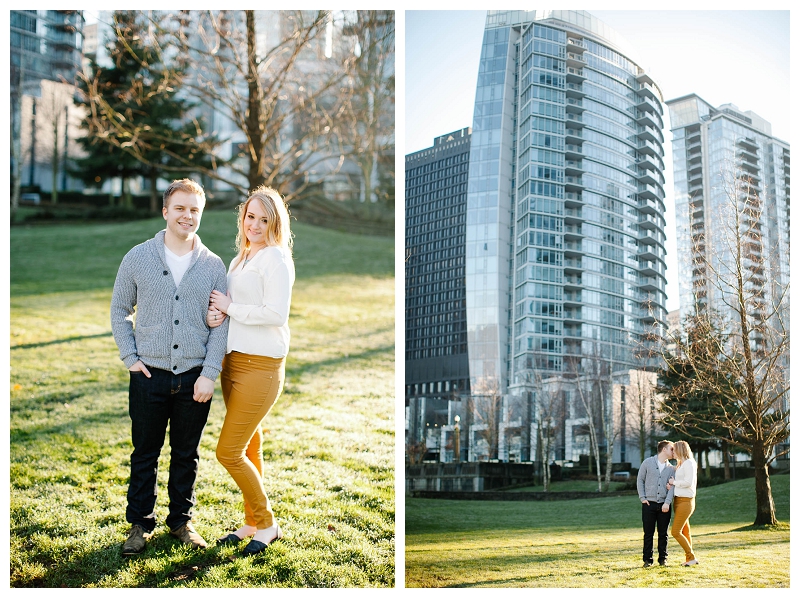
left=206, top=186, right=295, bottom=556
left=668, top=440, right=699, bottom=566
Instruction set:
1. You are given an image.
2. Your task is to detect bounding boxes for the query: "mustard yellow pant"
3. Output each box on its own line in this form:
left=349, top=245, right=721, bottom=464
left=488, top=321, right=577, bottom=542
left=216, top=351, right=285, bottom=529
left=671, top=496, right=696, bottom=562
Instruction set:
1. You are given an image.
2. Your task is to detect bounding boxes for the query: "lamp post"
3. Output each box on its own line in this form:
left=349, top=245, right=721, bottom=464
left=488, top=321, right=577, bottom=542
left=454, top=415, right=461, bottom=463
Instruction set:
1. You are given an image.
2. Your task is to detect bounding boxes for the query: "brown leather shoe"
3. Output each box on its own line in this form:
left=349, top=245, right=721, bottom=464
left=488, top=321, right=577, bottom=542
left=169, top=522, right=208, bottom=549
left=122, top=524, right=149, bottom=556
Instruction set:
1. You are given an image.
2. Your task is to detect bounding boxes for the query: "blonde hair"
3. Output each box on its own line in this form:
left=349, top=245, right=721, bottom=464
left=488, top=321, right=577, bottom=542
left=674, top=440, right=693, bottom=465
left=163, top=178, right=206, bottom=208
left=234, top=186, right=293, bottom=263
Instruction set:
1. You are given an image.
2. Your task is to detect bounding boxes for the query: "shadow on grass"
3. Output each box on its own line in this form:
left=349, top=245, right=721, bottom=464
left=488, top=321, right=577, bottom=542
left=288, top=343, right=394, bottom=379
left=11, top=332, right=114, bottom=350
left=410, top=525, right=789, bottom=588
left=11, top=527, right=271, bottom=588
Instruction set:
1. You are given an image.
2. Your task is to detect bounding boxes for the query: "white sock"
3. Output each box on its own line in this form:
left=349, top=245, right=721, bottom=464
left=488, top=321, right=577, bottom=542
left=253, top=524, right=280, bottom=544
left=234, top=524, right=256, bottom=539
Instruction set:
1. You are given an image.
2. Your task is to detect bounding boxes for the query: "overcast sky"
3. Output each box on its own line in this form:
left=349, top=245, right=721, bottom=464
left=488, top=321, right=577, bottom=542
left=405, top=9, right=791, bottom=312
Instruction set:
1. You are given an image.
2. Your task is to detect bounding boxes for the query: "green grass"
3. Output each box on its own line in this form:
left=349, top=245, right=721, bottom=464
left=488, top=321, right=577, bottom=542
left=406, top=474, right=789, bottom=587
left=504, top=479, right=628, bottom=492
left=9, top=211, right=395, bottom=588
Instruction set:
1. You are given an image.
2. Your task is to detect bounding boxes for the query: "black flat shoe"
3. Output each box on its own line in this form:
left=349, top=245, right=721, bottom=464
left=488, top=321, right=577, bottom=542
left=217, top=533, right=243, bottom=545
left=242, top=526, right=283, bottom=555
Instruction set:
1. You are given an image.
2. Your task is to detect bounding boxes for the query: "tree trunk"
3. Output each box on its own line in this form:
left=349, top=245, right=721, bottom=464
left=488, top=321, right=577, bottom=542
left=751, top=442, right=777, bottom=526
left=722, top=440, right=731, bottom=480
left=245, top=10, right=264, bottom=191
left=51, top=119, right=59, bottom=205
left=149, top=170, right=159, bottom=213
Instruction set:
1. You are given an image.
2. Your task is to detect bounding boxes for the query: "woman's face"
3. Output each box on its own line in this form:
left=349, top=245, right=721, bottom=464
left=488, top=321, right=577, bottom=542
left=244, top=199, right=270, bottom=247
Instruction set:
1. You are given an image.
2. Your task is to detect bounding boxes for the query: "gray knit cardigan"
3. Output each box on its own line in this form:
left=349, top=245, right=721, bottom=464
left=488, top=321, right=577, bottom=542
left=111, top=230, right=229, bottom=381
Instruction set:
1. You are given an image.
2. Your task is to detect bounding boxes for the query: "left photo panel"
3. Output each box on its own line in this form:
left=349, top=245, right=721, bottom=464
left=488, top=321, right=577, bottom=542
left=9, top=9, right=395, bottom=588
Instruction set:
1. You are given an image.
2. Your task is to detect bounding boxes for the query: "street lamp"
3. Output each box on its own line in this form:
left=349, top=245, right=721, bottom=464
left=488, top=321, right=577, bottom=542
left=454, top=415, right=461, bottom=463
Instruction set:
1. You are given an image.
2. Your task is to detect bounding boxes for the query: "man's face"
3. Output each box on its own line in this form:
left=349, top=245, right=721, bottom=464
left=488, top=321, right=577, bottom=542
left=163, top=191, right=203, bottom=241
left=667, top=444, right=675, bottom=459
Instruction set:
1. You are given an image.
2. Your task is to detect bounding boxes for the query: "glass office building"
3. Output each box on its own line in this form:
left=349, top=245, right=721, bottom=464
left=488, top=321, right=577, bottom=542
left=405, top=128, right=472, bottom=460
left=466, top=10, right=668, bottom=412
left=666, top=94, right=790, bottom=327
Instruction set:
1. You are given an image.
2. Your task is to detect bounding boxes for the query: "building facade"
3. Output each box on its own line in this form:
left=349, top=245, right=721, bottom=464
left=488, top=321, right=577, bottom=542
left=666, top=95, right=790, bottom=466
left=463, top=10, right=668, bottom=465
left=405, top=128, right=472, bottom=461
left=10, top=10, right=85, bottom=194
left=666, top=94, right=790, bottom=328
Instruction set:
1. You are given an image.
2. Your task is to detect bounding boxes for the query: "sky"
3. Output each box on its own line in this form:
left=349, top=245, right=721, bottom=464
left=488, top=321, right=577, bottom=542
left=405, top=9, right=791, bottom=312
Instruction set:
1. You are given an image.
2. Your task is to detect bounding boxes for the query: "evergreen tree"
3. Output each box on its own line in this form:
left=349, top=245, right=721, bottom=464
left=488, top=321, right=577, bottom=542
left=73, top=11, right=220, bottom=211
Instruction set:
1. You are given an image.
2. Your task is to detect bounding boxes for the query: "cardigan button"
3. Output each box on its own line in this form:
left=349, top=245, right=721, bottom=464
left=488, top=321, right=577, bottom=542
left=163, top=270, right=168, bottom=275
left=174, top=320, right=179, bottom=325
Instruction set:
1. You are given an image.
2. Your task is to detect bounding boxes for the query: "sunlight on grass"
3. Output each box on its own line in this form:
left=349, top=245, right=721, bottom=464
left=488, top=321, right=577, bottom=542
left=405, top=475, right=789, bottom=588
left=10, top=215, right=394, bottom=588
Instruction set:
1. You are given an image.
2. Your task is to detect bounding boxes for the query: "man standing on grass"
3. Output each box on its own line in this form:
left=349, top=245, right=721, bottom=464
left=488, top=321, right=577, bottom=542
left=637, top=439, right=676, bottom=567
left=111, top=178, right=229, bottom=556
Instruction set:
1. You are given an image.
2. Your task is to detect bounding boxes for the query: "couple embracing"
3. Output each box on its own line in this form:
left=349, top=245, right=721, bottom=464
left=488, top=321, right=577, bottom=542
left=110, top=178, right=294, bottom=557
left=637, top=439, right=699, bottom=568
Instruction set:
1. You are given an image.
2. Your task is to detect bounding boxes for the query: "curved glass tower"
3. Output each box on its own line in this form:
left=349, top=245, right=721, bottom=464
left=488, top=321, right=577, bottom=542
left=466, top=10, right=668, bottom=406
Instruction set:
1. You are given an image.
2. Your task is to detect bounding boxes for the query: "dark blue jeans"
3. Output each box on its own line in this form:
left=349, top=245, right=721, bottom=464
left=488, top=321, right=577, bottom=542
left=126, top=366, right=211, bottom=533
left=642, top=501, right=672, bottom=564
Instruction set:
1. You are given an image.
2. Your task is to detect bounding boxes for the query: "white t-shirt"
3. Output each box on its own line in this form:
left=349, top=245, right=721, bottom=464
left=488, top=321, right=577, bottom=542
left=164, top=245, right=194, bottom=287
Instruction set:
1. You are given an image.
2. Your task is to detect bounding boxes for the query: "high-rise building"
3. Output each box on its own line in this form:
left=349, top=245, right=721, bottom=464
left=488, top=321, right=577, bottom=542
left=461, top=10, right=668, bottom=463
left=665, top=94, right=790, bottom=328
left=10, top=10, right=85, bottom=193
left=405, top=128, right=471, bottom=461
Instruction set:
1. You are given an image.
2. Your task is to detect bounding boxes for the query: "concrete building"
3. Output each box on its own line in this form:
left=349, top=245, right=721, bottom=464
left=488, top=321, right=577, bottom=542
left=405, top=128, right=471, bottom=462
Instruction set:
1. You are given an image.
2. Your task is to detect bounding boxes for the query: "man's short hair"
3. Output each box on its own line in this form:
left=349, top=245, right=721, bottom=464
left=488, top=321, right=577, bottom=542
left=163, top=178, right=206, bottom=209
left=657, top=439, right=673, bottom=454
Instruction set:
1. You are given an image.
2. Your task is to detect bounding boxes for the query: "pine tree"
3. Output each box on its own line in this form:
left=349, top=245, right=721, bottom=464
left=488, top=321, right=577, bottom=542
left=73, top=11, right=220, bottom=211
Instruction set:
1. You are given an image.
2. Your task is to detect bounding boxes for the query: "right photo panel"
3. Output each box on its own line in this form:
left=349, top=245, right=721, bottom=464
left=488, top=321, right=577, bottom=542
left=404, top=9, right=790, bottom=588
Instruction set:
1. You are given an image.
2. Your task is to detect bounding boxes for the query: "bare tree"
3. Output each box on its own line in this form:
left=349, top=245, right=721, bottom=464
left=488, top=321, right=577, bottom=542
left=660, top=158, right=789, bottom=526
left=469, top=377, right=504, bottom=462
left=338, top=10, right=395, bottom=207
left=526, top=360, right=564, bottom=491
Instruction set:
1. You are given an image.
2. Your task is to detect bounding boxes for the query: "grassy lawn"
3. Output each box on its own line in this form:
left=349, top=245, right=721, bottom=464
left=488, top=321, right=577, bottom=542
left=9, top=211, right=395, bottom=588
left=406, top=474, right=789, bottom=587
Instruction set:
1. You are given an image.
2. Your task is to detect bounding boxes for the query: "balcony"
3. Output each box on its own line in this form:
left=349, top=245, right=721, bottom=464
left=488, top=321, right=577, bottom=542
left=566, top=52, right=586, bottom=68
left=638, top=124, right=663, bottom=144
left=565, top=159, right=583, bottom=174
left=565, top=82, right=586, bottom=98
left=638, top=196, right=661, bottom=214
left=635, top=93, right=664, bottom=117
left=638, top=276, right=661, bottom=292
left=564, top=257, right=583, bottom=271
left=566, top=97, right=585, bottom=112
left=565, top=143, right=583, bottom=159
left=564, top=207, right=583, bottom=221
left=566, top=67, right=586, bottom=82
left=566, top=37, right=585, bottom=52
left=564, top=175, right=584, bottom=190
left=636, top=110, right=661, bottom=131
left=638, top=182, right=664, bottom=201
left=637, top=153, right=664, bottom=173
left=638, top=228, right=661, bottom=246
left=565, top=128, right=583, bottom=142
left=638, top=213, right=662, bottom=229
left=637, top=167, right=660, bottom=186
left=564, top=240, right=584, bottom=256
left=563, top=292, right=583, bottom=306
left=564, top=191, right=583, bottom=206
left=564, top=223, right=583, bottom=239
left=638, top=138, right=663, bottom=158
left=637, top=80, right=660, bottom=101
left=737, top=137, right=759, bottom=153
left=566, top=113, right=585, bottom=127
